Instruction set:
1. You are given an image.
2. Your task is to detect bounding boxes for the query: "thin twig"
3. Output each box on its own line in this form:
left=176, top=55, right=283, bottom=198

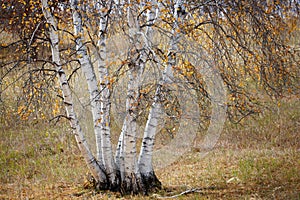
left=156, top=188, right=202, bottom=199
left=29, top=22, right=42, bottom=46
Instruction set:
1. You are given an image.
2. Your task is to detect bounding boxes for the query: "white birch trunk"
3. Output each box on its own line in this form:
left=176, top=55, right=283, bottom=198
left=115, top=66, right=141, bottom=192
left=41, top=0, right=106, bottom=184
left=121, top=69, right=140, bottom=192
left=97, top=0, right=118, bottom=188
left=70, top=0, right=104, bottom=164
left=136, top=0, right=161, bottom=187
left=138, top=0, right=184, bottom=177
left=115, top=122, right=125, bottom=178
left=115, top=2, right=147, bottom=192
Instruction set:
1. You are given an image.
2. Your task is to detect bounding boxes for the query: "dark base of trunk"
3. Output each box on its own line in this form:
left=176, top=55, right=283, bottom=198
left=94, top=170, right=120, bottom=192
left=120, top=173, right=140, bottom=195
left=91, top=171, right=161, bottom=195
left=140, top=171, right=162, bottom=195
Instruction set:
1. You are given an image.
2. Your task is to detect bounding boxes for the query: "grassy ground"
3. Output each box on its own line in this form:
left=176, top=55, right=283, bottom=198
left=0, top=99, right=299, bottom=199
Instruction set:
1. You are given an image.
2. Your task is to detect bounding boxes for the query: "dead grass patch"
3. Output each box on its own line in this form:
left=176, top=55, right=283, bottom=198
left=0, top=99, right=299, bottom=199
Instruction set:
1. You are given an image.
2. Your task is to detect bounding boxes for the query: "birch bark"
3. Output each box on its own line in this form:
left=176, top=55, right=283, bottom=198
left=70, top=0, right=104, bottom=165
left=97, top=0, right=118, bottom=189
left=41, top=0, right=106, bottom=184
left=138, top=0, right=184, bottom=182
left=115, top=0, right=164, bottom=193
left=118, top=4, right=143, bottom=193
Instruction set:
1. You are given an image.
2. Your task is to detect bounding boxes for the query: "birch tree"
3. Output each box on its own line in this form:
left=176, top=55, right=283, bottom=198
left=39, top=0, right=180, bottom=194
left=114, top=0, right=163, bottom=193
left=1, top=0, right=299, bottom=196
left=41, top=0, right=107, bottom=185
left=95, top=0, right=119, bottom=189
left=137, top=0, right=185, bottom=190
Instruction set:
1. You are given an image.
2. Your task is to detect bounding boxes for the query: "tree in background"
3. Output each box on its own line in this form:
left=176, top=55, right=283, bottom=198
left=1, top=0, right=299, bottom=195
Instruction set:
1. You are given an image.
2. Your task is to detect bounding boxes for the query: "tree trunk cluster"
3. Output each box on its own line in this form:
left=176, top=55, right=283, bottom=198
left=41, top=0, right=185, bottom=195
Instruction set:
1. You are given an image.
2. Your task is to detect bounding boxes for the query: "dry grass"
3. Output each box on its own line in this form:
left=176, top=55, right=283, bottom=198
left=156, top=148, right=299, bottom=199
left=0, top=124, right=86, bottom=199
left=0, top=99, right=299, bottom=199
